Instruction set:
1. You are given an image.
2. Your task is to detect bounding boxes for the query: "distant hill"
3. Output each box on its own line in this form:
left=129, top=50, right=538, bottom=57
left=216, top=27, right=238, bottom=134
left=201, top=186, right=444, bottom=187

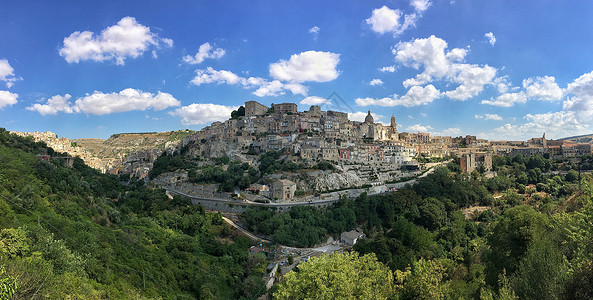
left=557, top=133, right=593, bottom=144
left=73, top=130, right=195, bottom=159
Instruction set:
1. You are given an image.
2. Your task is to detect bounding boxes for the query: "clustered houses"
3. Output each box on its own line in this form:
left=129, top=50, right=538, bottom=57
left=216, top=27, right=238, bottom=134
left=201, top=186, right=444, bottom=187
left=183, top=101, right=593, bottom=174
left=185, top=100, right=421, bottom=166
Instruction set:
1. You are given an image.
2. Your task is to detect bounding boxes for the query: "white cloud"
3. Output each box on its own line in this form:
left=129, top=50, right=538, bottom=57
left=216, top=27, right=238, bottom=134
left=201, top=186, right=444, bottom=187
left=420, top=113, right=428, bottom=117
left=565, top=70, right=593, bottom=98
left=309, top=26, right=320, bottom=40
left=523, top=76, right=563, bottom=101
left=434, top=127, right=461, bottom=136
left=394, top=35, right=496, bottom=100
left=170, top=103, right=239, bottom=125
left=488, top=111, right=587, bottom=140
left=191, top=67, right=242, bottom=86
left=474, top=113, right=502, bottom=120
left=252, top=80, right=308, bottom=97
left=349, top=111, right=385, bottom=123
left=59, top=17, right=172, bottom=65
left=369, top=79, right=384, bottom=86
left=563, top=71, right=593, bottom=122
left=355, top=84, right=441, bottom=107
left=366, top=6, right=402, bottom=35
left=300, top=96, right=330, bottom=105
left=27, top=94, right=75, bottom=115
left=366, top=5, right=422, bottom=37
left=444, top=64, right=497, bottom=100
left=407, top=123, right=432, bottom=132
left=481, top=92, right=527, bottom=107
left=190, top=67, right=308, bottom=97
left=411, top=0, right=432, bottom=13
left=28, top=89, right=180, bottom=116
left=379, top=65, right=397, bottom=72
left=183, top=42, right=225, bottom=64
left=73, top=89, right=180, bottom=115
left=0, top=91, right=18, bottom=108
left=269, top=51, right=340, bottom=83
left=493, top=76, right=513, bottom=93
left=484, top=32, right=496, bottom=46
left=0, top=59, right=20, bottom=88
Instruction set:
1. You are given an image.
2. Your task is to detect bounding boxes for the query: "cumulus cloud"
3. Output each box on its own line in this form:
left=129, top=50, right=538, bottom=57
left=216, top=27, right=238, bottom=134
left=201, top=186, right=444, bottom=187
left=355, top=84, right=441, bottom=107
left=59, top=17, right=173, bottom=65
left=252, top=80, right=308, bottom=97
left=434, top=127, right=461, bottom=136
left=484, top=32, right=496, bottom=46
left=27, top=89, right=180, bottom=116
left=411, top=0, right=432, bottom=13
left=300, top=96, right=330, bottom=105
left=269, top=51, right=340, bottom=83
left=73, top=89, right=180, bottom=115
left=0, top=90, right=18, bottom=108
left=562, top=71, right=593, bottom=121
left=0, top=59, right=20, bottom=88
left=394, top=35, right=496, bottom=100
left=170, top=103, right=239, bottom=125
left=366, top=2, right=428, bottom=37
left=183, top=42, right=225, bottom=64
left=407, top=123, right=432, bottom=132
left=190, top=67, right=308, bottom=97
left=488, top=111, right=586, bottom=140
left=481, top=92, right=527, bottom=107
left=366, top=6, right=402, bottom=34
left=565, top=70, right=593, bottom=98
left=27, top=94, right=74, bottom=115
left=191, top=67, right=242, bottom=86
left=523, top=76, right=563, bottom=101
left=349, top=111, right=385, bottom=123
left=493, top=76, right=513, bottom=93
left=379, top=65, right=397, bottom=72
left=474, top=113, right=502, bottom=120
left=369, top=79, right=384, bottom=86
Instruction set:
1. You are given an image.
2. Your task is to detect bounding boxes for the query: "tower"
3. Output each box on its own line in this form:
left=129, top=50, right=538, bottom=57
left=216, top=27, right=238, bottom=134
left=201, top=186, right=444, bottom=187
left=364, top=110, right=374, bottom=124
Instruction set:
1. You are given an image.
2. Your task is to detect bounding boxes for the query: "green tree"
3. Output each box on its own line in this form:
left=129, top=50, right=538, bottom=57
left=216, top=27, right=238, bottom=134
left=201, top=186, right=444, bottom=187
left=484, top=206, right=550, bottom=286
left=512, top=238, right=567, bottom=300
left=275, top=252, right=393, bottom=300
left=394, top=258, right=451, bottom=300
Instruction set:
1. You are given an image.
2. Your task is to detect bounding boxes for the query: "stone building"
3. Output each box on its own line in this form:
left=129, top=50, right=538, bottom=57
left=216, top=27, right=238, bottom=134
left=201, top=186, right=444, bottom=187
left=340, top=230, right=366, bottom=246
left=459, top=152, right=493, bottom=173
left=272, top=179, right=296, bottom=201
left=272, top=103, right=298, bottom=115
left=245, top=100, right=269, bottom=117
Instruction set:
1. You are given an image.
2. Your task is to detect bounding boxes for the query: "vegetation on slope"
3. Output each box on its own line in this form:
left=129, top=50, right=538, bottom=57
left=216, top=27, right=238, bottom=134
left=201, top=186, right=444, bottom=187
left=243, top=153, right=593, bottom=299
left=0, top=128, right=265, bottom=299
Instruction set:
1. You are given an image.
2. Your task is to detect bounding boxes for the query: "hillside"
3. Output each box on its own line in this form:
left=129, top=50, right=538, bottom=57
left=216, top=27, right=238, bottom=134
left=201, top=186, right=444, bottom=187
left=0, top=128, right=265, bottom=299
left=558, top=133, right=593, bottom=143
left=74, top=130, right=195, bottom=160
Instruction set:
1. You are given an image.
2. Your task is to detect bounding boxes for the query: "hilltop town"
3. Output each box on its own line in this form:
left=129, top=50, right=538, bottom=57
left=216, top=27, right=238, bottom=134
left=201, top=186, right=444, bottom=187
left=183, top=100, right=592, bottom=172
left=12, top=100, right=593, bottom=203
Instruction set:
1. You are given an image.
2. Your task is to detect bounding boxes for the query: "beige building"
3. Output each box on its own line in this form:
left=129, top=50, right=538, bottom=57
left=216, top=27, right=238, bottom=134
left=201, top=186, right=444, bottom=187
left=272, top=179, right=296, bottom=201
left=245, top=100, right=269, bottom=117
left=459, top=152, right=492, bottom=173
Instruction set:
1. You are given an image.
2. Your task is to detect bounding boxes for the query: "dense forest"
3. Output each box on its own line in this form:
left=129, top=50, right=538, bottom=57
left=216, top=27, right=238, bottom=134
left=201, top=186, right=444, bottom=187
left=0, top=128, right=266, bottom=299
left=245, top=156, right=593, bottom=299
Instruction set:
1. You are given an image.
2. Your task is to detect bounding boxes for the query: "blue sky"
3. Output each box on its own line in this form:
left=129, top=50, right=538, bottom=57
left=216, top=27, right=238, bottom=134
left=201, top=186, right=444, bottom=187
left=2, top=0, right=593, bottom=140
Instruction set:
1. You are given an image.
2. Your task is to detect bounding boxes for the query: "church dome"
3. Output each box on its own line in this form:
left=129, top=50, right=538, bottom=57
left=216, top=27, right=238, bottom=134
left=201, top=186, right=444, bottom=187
left=365, top=110, right=374, bottom=123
